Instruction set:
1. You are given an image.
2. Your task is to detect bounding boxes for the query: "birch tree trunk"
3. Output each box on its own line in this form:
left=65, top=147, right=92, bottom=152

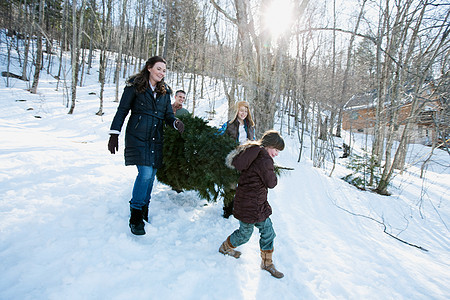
left=97, top=0, right=113, bottom=116
left=29, top=0, right=44, bottom=94
left=155, top=0, right=163, bottom=55
left=68, top=0, right=78, bottom=114
left=87, top=0, right=96, bottom=74
left=56, top=0, right=69, bottom=92
left=328, top=0, right=337, bottom=137
left=68, top=0, right=86, bottom=114
left=21, top=0, right=30, bottom=81
left=375, top=2, right=449, bottom=194
left=114, top=0, right=128, bottom=102
left=370, top=0, right=391, bottom=184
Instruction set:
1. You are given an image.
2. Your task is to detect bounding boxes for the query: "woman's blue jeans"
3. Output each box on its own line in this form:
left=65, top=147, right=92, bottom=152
left=130, top=165, right=157, bottom=210
left=229, top=218, right=276, bottom=251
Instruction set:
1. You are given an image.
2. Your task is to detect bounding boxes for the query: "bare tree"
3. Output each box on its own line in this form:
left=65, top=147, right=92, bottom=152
left=114, top=0, right=129, bottom=102
left=375, top=2, right=450, bottom=194
left=21, top=0, right=31, bottom=82
left=211, top=0, right=309, bottom=137
left=29, top=0, right=45, bottom=94
left=56, top=0, right=69, bottom=93
left=68, top=0, right=87, bottom=114
left=86, top=0, right=96, bottom=74
left=335, top=0, right=368, bottom=138
left=97, top=0, right=113, bottom=116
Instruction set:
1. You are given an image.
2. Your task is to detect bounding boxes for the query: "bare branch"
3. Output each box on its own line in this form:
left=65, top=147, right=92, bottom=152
left=331, top=199, right=429, bottom=252
left=209, top=0, right=237, bottom=24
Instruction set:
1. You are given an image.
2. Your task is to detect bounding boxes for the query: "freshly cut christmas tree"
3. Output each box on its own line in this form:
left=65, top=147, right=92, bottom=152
left=157, top=115, right=239, bottom=202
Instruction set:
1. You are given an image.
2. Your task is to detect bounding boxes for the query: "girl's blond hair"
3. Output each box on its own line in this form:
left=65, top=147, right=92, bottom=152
left=231, top=101, right=255, bottom=127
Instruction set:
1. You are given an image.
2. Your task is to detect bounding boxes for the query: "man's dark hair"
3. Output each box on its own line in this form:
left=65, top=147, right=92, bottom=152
left=175, top=90, right=186, bottom=96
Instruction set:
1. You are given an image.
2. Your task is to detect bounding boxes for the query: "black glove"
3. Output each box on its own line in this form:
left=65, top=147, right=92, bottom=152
left=175, top=119, right=184, bottom=134
left=108, top=134, right=119, bottom=154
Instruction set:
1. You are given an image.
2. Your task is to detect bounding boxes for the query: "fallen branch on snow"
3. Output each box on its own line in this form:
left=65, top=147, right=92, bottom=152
left=333, top=202, right=429, bottom=252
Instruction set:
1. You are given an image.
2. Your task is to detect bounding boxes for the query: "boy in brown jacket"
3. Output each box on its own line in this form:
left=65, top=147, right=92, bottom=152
left=219, top=130, right=285, bottom=278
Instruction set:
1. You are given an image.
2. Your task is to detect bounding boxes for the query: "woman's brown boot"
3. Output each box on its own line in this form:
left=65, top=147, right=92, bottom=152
left=219, top=236, right=241, bottom=258
left=261, top=249, right=284, bottom=278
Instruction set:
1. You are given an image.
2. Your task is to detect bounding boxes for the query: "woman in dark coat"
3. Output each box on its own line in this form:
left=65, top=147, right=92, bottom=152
left=108, top=56, right=184, bottom=235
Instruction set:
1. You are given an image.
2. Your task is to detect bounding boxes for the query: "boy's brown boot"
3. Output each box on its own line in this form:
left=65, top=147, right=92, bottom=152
left=260, top=249, right=284, bottom=278
left=219, top=236, right=241, bottom=258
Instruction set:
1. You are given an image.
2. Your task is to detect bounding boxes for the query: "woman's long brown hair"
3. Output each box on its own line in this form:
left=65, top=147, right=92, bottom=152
left=132, top=56, right=168, bottom=94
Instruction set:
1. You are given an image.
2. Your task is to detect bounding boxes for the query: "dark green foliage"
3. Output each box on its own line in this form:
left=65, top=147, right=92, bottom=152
left=274, top=165, right=294, bottom=177
left=157, top=115, right=239, bottom=202
left=342, top=153, right=382, bottom=191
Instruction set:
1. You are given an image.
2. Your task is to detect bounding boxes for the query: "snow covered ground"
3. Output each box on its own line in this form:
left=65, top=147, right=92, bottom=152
left=1, top=42, right=449, bottom=299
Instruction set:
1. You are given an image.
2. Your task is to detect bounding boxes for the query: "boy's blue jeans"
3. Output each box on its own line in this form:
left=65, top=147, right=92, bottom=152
left=229, top=218, right=276, bottom=251
left=130, top=165, right=157, bottom=210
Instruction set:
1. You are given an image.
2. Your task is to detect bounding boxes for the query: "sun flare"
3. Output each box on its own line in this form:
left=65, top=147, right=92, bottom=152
left=262, top=0, right=294, bottom=39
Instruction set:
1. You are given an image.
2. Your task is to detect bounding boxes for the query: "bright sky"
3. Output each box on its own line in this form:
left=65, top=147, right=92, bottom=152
left=261, top=0, right=295, bottom=40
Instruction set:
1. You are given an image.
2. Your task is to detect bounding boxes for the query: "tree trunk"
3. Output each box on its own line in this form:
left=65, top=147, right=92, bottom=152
left=87, top=0, right=96, bottom=74
left=374, top=0, right=445, bottom=194
left=68, top=0, right=86, bottom=114
left=114, top=0, right=128, bottom=102
left=68, top=0, right=77, bottom=113
left=97, top=0, right=113, bottom=116
left=79, top=47, right=86, bottom=87
left=337, top=0, right=367, bottom=137
left=21, top=0, right=30, bottom=81
left=155, top=0, right=163, bottom=55
left=29, top=0, right=44, bottom=94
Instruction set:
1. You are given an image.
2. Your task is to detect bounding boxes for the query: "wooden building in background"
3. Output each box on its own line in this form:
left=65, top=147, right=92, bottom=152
left=342, top=87, right=448, bottom=146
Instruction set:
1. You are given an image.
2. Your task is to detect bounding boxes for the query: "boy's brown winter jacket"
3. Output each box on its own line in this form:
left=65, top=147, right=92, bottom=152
left=226, top=144, right=277, bottom=223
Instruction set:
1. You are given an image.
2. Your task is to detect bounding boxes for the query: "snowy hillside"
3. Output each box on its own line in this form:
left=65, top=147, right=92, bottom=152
left=1, top=42, right=449, bottom=299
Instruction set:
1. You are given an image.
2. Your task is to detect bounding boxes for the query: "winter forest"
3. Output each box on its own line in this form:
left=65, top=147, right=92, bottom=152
left=1, top=0, right=449, bottom=299
left=2, top=0, right=449, bottom=194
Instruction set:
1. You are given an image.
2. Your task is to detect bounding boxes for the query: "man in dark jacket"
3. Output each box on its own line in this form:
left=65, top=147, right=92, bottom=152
left=108, top=56, right=184, bottom=236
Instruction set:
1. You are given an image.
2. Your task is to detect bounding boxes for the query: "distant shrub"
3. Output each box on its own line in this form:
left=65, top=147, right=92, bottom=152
left=342, top=152, right=383, bottom=191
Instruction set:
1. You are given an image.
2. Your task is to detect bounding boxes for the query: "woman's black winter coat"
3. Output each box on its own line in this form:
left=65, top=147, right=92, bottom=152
left=110, top=80, right=176, bottom=168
